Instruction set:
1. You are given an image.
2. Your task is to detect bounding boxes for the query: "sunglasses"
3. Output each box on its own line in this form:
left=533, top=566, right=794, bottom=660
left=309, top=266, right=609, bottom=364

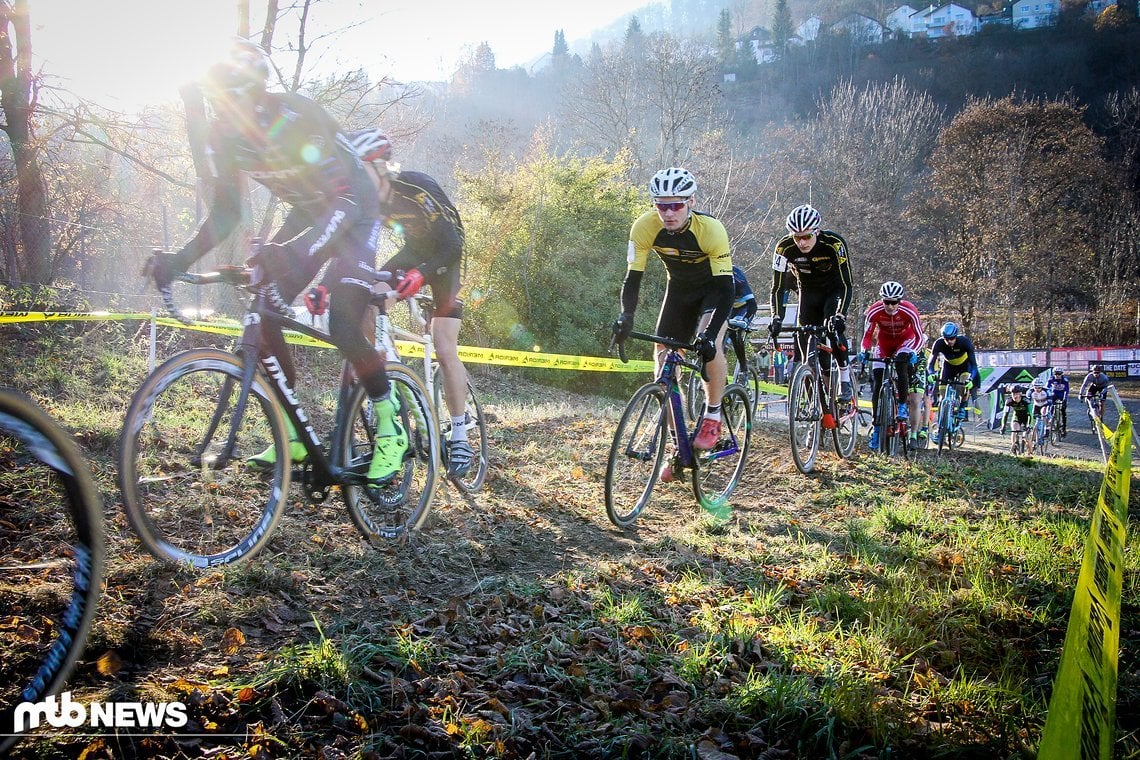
left=792, top=232, right=815, bottom=241
left=654, top=201, right=688, bottom=212
left=882, top=299, right=900, bottom=306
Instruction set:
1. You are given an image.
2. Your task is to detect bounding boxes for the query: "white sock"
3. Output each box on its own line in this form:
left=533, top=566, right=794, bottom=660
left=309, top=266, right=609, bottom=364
left=450, top=415, right=468, bottom=442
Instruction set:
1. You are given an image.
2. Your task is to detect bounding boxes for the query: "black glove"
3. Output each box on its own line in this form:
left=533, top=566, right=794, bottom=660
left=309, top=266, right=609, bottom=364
left=827, top=313, right=846, bottom=333
left=694, top=333, right=717, bottom=364
left=612, top=312, right=634, bottom=341
left=767, top=318, right=782, bottom=339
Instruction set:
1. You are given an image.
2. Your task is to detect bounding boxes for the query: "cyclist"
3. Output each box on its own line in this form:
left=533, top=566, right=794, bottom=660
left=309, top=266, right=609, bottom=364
left=612, top=167, right=734, bottom=475
left=859, top=281, right=924, bottom=451
left=927, top=321, right=981, bottom=443
left=768, top=204, right=854, bottom=403
left=1028, top=380, right=1051, bottom=454
left=1078, top=364, right=1111, bottom=418
left=911, top=343, right=932, bottom=445
left=346, top=128, right=475, bottom=478
left=1047, top=367, right=1070, bottom=437
left=145, top=40, right=406, bottom=485
left=1000, top=384, right=1031, bottom=449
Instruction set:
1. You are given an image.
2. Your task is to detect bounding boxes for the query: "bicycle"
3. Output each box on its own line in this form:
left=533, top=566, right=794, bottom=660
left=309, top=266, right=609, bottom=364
left=1010, top=422, right=1030, bottom=456
left=1, top=388, right=104, bottom=753
left=931, top=380, right=969, bottom=455
left=377, top=289, right=489, bottom=492
left=785, top=324, right=857, bottom=473
left=118, top=266, right=440, bottom=568
left=680, top=321, right=761, bottom=422
left=868, top=353, right=912, bottom=459
left=1050, top=397, right=1067, bottom=440
left=1081, top=391, right=1110, bottom=462
left=605, top=330, right=752, bottom=528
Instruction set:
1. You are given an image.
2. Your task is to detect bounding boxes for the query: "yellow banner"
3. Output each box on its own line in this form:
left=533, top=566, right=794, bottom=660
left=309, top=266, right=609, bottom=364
left=1038, top=412, right=1131, bottom=760
left=0, top=310, right=651, bottom=372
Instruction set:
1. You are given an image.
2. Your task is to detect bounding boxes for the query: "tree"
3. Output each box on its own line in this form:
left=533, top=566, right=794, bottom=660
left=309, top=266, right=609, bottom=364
left=624, top=16, right=646, bottom=53
left=0, top=0, right=52, bottom=285
left=553, top=29, right=569, bottom=58
left=717, top=9, right=735, bottom=67
left=772, top=0, right=793, bottom=54
left=916, top=95, right=1106, bottom=340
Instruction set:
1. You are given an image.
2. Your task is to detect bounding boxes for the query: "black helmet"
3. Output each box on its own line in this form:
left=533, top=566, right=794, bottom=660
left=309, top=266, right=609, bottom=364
left=1011, top=384, right=1024, bottom=393
left=1093, top=364, right=1104, bottom=373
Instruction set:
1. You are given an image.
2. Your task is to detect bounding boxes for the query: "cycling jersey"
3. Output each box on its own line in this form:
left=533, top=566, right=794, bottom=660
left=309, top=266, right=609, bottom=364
left=378, top=170, right=465, bottom=319
left=860, top=300, right=924, bottom=358
left=927, top=335, right=980, bottom=386
left=1079, top=371, right=1110, bottom=398
left=621, top=209, right=734, bottom=343
left=769, top=230, right=853, bottom=323
left=1047, top=376, right=1070, bottom=402
left=1004, top=395, right=1030, bottom=427
left=1029, top=387, right=1050, bottom=416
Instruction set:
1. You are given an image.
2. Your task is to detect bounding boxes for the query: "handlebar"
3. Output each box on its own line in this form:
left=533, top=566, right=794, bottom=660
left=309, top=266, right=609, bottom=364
left=609, top=330, right=708, bottom=382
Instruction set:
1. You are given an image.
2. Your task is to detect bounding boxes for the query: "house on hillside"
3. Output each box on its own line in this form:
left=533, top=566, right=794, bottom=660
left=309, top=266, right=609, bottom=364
left=903, top=3, right=978, bottom=37
left=828, top=13, right=886, bottom=43
left=977, top=5, right=1013, bottom=29
left=886, top=5, right=919, bottom=37
left=1011, top=0, right=1059, bottom=28
left=742, top=25, right=780, bottom=64
left=796, top=15, right=823, bottom=42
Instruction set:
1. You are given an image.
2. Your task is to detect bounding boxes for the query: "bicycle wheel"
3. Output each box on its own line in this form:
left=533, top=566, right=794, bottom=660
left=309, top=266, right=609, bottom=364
left=787, top=364, right=821, bottom=473
left=875, top=380, right=898, bottom=456
left=830, top=367, right=857, bottom=459
left=0, top=389, right=104, bottom=753
left=1036, top=421, right=1050, bottom=456
left=684, top=368, right=706, bottom=424
left=344, top=364, right=440, bottom=541
left=119, top=349, right=289, bottom=567
left=432, top=366, right=489, bottom=493
left=692, top=384, right=752, bottom=513
left=605, top=383, right=668, bottom=528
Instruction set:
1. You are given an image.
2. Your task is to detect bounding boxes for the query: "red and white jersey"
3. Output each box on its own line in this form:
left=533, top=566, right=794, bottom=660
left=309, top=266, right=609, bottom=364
left=861, top=299, right=924, bottom=357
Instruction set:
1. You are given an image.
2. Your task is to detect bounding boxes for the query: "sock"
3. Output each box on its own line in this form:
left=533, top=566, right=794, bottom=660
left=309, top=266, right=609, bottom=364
left=450, top=415, right=469, bottom=443
left=374, top=393, right=397, bottom=436
left=704, top=403, right=721, bottom=422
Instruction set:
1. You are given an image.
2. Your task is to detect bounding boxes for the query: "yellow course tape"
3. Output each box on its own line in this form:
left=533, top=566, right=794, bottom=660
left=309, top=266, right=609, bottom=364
left=0, top=310, right=652, bottom=372
left=1038, top=412, right=1131, bottom=760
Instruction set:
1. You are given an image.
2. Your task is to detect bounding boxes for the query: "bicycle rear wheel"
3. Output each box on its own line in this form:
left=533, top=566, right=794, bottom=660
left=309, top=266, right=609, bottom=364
left=1036, top=421, right=1050, bottom=456
left=0, top=389, right=104, bottom=753
left=830, top=366, right=857, bottom=459
left=875, top=381, right=899, bottom=456
left=432, top=366, right=489, bottom=492
left=344, top=364, right=440, bottom=541
left=605, top=383, right=668, bottom=528
left=788, top=364, right=821, bottom=473
left=119, top=349, right=290, bottom=567
left=692, top=384, right=752, bottom=514
left=684, top=368, right=705, bottom=424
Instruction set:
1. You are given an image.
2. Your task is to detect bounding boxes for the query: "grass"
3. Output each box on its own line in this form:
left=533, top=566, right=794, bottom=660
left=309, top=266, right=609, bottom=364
left=1, top=320, right=1138, bottom=758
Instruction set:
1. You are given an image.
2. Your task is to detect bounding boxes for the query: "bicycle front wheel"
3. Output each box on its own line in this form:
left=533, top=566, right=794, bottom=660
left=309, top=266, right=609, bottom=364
left=831, top=367, right=857, bottom=459
left=432, top=366, right=489, bottom=493
left=0, top=389, right=104, bottom=753
left=692, top=383, right=752, bottom=513
left=605, top=383, right=668, bottom=528
left=788, top=364, right=821, bottom=473
left=875, top=381, right=898, bottom=456
left=119, top=349, right=290, bottom=567
left=344, top=364, right=440, bottom=542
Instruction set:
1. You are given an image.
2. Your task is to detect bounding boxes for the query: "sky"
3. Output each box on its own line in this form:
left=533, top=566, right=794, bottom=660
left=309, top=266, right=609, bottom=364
left=31, top=0, right=656, bottom=111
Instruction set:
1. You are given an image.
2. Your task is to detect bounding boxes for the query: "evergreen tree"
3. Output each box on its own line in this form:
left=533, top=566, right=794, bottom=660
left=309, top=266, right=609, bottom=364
left=773, top=0, right=793, bottom=52
left=717, top=9, right=735, bottom=66
left=553, top=29, right=569, bottom=57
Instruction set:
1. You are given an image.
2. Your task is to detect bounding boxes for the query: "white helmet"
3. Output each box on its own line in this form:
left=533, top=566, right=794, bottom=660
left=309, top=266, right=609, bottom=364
left=649, top=167, right=696, bottom=198
left=205, top=38, right=271, bottom=97
left=879, top=281, right=905, bottom=300
left=348, top=128, right=393, bottom=163
left=785, top=204, right=821, bottom=234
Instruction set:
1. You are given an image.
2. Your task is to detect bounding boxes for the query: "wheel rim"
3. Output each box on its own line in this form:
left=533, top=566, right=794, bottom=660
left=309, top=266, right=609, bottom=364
left=789, top=368, right=820, bottom=473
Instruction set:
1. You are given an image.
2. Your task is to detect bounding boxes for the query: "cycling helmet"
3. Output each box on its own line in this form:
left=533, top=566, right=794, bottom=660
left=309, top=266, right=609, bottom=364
left=941, top=321, right=960, bottom=339
left=205, top=38, right=271, bottom=97
left=785, top=204, right=821, bottom=234
left=1093, top=364, right=1104, bottom=372
left=1053, top=367, right=1064, bottom=375
left=649, top=168, right=697, bottom=198
left=1011, top=384, right=1024, bottom=393
left=879, top=281, right=905, bottom=300
left=349, top=128, right=393, bottom=163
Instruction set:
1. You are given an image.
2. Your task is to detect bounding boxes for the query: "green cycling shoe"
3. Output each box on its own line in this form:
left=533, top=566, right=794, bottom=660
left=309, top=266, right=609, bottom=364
left=247, top=420, right=308, bottom=469
left=367, top=396, right=409, bottom=484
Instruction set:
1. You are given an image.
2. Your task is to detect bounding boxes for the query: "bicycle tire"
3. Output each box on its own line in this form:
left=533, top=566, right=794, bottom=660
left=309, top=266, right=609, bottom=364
left=432, top=366, right=489, bottom=493
left=831, top=367, right=857, bottom=459
left=787, top=364, right=821, bottom=473
left=605, top=383, right=668, bottom=528
left=345, top=364, right=440, bottom=541
left=1, top=388, right=104, bottom=753
left=692, top=383, right=752, bottom=514
left=684, top=368, right=705, bottom=424
left=875, top=380, right=898, bottom=456
left=1036, top=420, right=1050, bottom=457
left=118, top=348, right=290, bottom=567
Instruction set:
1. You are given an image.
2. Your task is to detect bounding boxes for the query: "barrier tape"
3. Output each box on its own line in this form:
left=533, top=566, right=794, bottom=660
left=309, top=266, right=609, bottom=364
left=0, top=310, right=652, bottom=372
left=1038, top=412, right=1131, bottom=760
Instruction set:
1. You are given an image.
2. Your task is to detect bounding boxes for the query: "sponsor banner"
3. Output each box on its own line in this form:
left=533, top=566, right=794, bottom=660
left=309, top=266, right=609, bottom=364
left=1038, top=413, right=1131, bottom=760
left=1090, top=361, right=1134, bottom=379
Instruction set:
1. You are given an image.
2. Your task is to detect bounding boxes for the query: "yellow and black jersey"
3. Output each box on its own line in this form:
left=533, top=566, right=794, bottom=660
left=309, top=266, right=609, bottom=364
left=627, top=209, right=733, bottom=288
left=769, top=230, right=853, bottom=319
